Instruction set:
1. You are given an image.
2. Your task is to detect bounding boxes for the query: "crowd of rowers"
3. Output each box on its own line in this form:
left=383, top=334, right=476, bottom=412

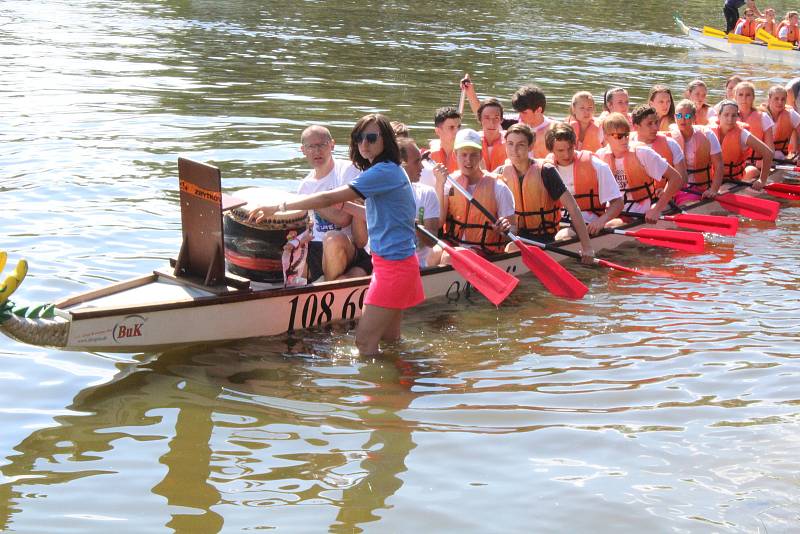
left=265, top=74, right=800, bottom=284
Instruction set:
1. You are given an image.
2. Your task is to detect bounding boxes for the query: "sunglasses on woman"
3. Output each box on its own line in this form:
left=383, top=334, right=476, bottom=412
left=675, top=112, right=694, bottom=120
left=355, top=132, right=380, bottom=144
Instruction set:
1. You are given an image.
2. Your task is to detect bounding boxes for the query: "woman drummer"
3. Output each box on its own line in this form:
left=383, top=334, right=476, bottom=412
left=249, top=114, right=423, bottom=355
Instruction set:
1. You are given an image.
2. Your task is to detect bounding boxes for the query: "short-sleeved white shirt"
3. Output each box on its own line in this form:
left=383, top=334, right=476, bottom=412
left=556, top=156, right=621, bottom=222
left=298, top=159, right=360, bottom=241
left=602, top=146, right=668, bottom=214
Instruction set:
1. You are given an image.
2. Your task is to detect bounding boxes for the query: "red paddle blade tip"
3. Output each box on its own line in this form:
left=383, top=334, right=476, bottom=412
left=517, top=244, right=588, bottom=299
left=450, top=248, right=519, bottom=306
left=597, top=259, right=675, bottom=278
left=716, top=193, right=779, bottom=222
left=629, top=228, right=705, bottom=253
left=670, top=213, right=739, bottom=237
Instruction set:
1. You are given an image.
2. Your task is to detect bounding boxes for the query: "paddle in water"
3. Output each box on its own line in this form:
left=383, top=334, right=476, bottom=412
left=415, top=225, right=518, bottom=306
left=608, top=227, right=705, bottom=253
left=626, top=211, right=739, bottom=237
left=516, top=236, right=674, bottom=278
left=725, top=179, right=800, bottom=201
left=443, top=176, right=588, bottom=299
left=715, top=191, right=780, bottom=221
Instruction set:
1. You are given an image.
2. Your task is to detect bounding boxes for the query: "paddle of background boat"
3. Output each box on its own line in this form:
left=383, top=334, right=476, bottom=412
left=702, top=26, right=726, bottom=38
left=415, top=225, right=518, bottom=306
left=715, top=191, right=780, bottom=221
left=444, top=176, right=588, bottom=299
left=726, top=179, right=800, bottom=201
left=626, top=211, right=739, bottom=236
left=609, top=227, right=705, bottom=253
left=516, top=236, right=675, bottom=278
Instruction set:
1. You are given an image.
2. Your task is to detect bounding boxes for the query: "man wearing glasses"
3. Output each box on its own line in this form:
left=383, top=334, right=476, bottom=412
left=295, top=125, right=371, bottom=281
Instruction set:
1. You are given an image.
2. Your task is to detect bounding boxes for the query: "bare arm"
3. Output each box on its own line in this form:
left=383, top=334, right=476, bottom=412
left=417, top=217, right=440, bottom=247
left=314, top=206, right=352, bottom=227
left=249, top=185, right=359, bottom=223
left=745, top=134, right=774, bottom=187
left=647, top=164, right=683, bottom=222
left=341, top=201, right=366, bottom=221
left=704, top=153, right=725, bottom=198
left=461, top=75, right=480, bottom=120
left=587, top=196, right=623, bottom=235
left=559, top=191, right=595, bottom=263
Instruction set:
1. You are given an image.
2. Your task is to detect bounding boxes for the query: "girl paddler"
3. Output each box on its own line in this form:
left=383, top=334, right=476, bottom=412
left=249, top=114, right=424, bottom=355
left=712, top=100, right=773, bottom=189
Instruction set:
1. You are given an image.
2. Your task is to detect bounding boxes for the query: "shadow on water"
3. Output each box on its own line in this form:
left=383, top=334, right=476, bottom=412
left=0, top=337, right=435, bottom=532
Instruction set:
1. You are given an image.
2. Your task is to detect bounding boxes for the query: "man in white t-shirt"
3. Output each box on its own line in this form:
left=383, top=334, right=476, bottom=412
left=295, top=125, right=372, bottom=281
left=544, top=122, right=624, bottom=237
left=398, top=137, right=442, bottom=267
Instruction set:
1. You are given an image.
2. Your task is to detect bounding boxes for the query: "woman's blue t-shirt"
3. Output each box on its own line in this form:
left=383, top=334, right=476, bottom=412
left=348, top=161, right=416, bottom=260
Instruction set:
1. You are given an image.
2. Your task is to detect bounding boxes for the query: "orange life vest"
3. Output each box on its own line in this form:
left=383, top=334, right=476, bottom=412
left=670, top=127, right=712, bottom=190
left=759, top=20, right=778, bottom=38
left=597, top=147, right=657, bottom=206
left=499, top=159, right=562, bottom=237
left=634, top=133, right=673, bottom=190
left=445, top=172, right=507, bottom=253
left=777, top=20, right=800, bottom=43
left=481, top=131, right=507, bottom=172
left=569, top=119, right=604, bottom=153
left=428, top=141, right=459, bottom=174
left=532, top=126, right=549, bottom=159
left=739, top=108, right=766, bottom=163
left=712, top=122, right=749, bottom=181
left=545, top=150, right=605, bottom=216
left=768, top=105, right=794, bottom=154
left=737, top=17, right=758, bottom=38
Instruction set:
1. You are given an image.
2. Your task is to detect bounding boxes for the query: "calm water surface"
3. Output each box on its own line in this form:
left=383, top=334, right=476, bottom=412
left=1, top=0, right=799, bottom=532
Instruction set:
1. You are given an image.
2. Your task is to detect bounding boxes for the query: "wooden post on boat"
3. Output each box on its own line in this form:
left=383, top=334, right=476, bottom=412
left=174, top=157, right=228, bottom=287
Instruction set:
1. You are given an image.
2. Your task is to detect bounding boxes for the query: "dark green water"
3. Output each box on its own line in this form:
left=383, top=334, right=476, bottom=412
left=1, top=0, right=799, bottom=531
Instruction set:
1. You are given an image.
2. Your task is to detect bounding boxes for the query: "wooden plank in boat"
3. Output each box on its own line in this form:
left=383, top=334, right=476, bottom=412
left=54, top=274, right=157, bottom=309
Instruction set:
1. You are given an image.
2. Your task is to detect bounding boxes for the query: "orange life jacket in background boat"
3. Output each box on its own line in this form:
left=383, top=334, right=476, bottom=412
left=712, top=122, right=750, bottom=181
left=759, top=20, right=778, bottom=38
left=545, top=150, right=605, bottom=216
left=768, top=105, right=794, bottom=154
left=597, top=147, right=657, bottom=205
left=499, top=159, right=562, bottom=237
left=569, top=119, right=603, bottom=152
left=670, top=127, right=712, bottom=190
left=736, top=18, right=758, bottom=38
left=777, top=20, right=800, bottom=43
left=445, top=172, right=507, bottom=253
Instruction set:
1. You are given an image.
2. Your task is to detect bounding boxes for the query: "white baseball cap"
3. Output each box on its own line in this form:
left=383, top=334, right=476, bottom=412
left=453, top=128, right=482, bottom=151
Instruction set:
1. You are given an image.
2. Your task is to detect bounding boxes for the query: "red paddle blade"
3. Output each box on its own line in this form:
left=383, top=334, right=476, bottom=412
left=664, top=213, right=739, bottom=237
left=765, top=183, right=800, bottom=200
left=516, top=242, right=588, bottom=299
left=716, top=193, right=779, bottom=221
left=625, top=228, right=705, bottom=253
left=596, top=259, right=675, bottom=278
left=448, top=248, right=519, bottom=306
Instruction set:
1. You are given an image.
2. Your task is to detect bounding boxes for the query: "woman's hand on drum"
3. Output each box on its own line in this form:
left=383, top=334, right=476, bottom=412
left=247, top=205, right=278, bottom=223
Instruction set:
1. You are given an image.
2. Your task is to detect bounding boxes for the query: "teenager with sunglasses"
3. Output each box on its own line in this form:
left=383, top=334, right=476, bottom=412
left=596, top=113, right=683, bottom=223
left=669, top=99, right=724, bottom=204
left=249, top=114, right=423, bottom=355
left=631, top=104, right=688, bottom=192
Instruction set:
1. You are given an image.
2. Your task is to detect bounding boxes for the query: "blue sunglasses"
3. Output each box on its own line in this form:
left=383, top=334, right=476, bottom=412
left=675, top=112, right=694, bottom=120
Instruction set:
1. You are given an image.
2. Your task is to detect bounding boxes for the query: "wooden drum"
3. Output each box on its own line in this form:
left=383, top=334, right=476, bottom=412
left=223, top=188, right=309, bottom=283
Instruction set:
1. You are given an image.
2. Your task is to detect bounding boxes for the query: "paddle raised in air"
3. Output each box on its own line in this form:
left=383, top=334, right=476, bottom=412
left=443, top=176, right=588, bottom=299
left=416, top=225, right=518, bottom=306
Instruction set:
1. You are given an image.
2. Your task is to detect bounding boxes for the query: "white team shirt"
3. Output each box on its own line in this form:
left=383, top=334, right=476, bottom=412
left=297, top=159, right=360, bottom=241
left=599, top=146, right=668, bottom=214
left=673, top=126, right=722, bottom=170
left=556, top=156, right=621, bottom=222
left=412, top=182, right=441, bottom=265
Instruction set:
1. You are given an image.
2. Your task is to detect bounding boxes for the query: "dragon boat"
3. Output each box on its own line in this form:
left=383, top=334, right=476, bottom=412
left=675, top=16, right=800, bottom=66
left=0, top=158, right=796, bottom=353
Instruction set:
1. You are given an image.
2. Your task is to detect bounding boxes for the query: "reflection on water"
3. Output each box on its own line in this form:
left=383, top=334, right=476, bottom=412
left=1, top=0, right=800, bottom=531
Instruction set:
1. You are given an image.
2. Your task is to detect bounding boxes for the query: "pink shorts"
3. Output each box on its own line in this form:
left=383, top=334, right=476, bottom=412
left=364, top=253, right=425, bottom=309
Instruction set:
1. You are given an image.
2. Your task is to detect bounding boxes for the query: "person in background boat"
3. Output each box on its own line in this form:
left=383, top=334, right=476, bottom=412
left=734, top=7, right=759, bottom=38
left=711, top=100, right=773, bottom=188
left=293, top=125, right=371, bottom=282
left=685, top=80, right=711, bottom=125
left=476, top=98, right=507, bottom=171
left=249, top=114, right=423, bottom=356
left=598, top=87, right=632, bottom=125
left=597, top=113, right=684, bottom=223
left=777, top=10, right=800, bottom=45
left=429, top=107, right=461, bottom=174
left=708, top=74, right=744, bottom=121
left=567, top=91, right=604, bottom=152
left=756, top=8, right=778, bottom=38
left=670, top=99, right=725, bottom=204
left=734, top=81, right=774, bottom=166
left=511, top=84, right=552, bottom=158
left=631, top=104, right=688, bottom=190
left=724, top=0, right=761, bottom=33
left=760, top=85, right=800, bottom=160
left=648, top=85, right=676, bottom=132
left=544, top=122, right=623, bottom=238
left=397, top=137, right=443, bottom=267
left=497, top=124, right=595, bottom=262
left=431, top=128, right=514, bottom=258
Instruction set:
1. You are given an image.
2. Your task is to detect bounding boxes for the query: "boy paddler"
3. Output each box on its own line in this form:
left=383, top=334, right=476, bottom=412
left=670, top=99, right=725, bottom=203
left=631, top=104, right=689, bottom=189
left=597, top=113, right=684, bottom=223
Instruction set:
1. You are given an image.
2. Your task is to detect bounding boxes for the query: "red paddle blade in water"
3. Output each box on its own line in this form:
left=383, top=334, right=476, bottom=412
left=622, top=228, right=705, bottom=253
left=515, top=242, right=588, bottom=299
left=595, top=258, right=675, bottom=278
left=448, top=247, right=519, bottom=306
left=663, top=213, right=739, bottom=237
left=764, top=183, right=800, bottom=200
left=716, top=193, right=779, bottom=222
